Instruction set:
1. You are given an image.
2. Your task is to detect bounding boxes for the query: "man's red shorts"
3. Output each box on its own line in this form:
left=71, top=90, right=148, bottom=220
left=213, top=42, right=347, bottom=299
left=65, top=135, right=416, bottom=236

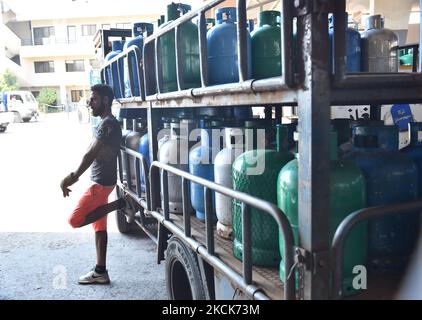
left=68, top=184, right=115, bottom=232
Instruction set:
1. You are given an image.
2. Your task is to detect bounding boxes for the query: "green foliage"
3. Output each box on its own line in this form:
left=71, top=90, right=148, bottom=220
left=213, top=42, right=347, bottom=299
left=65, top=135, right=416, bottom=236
left=0, top=69, right=18, bottom=92
left=37, top=88, right=57, bottom=113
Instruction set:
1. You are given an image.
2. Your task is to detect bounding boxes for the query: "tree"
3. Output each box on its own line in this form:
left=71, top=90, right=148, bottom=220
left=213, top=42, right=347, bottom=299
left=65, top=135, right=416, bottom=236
left=37, top=88, right=57, bottom=113
left=0, top=69, right=18, bottom=92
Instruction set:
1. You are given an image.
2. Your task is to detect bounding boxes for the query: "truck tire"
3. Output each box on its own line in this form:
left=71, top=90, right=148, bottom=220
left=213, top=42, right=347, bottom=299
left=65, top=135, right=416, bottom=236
left=0, top=127, right=6, bottom=133
left=115, top=186, right=132, bottom=234
left=22, top=117, right=31, bottom=123
left=165, top=236, right=206, bottom=300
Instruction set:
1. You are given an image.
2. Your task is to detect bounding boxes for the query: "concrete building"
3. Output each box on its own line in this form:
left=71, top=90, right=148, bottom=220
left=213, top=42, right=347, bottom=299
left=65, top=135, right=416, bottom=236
left=0, top=0, right=166, bottom=108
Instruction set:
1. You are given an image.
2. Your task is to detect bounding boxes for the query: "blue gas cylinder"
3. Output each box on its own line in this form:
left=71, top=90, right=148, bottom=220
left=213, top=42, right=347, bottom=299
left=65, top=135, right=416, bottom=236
left=139, top=132, right=149, bottom=193
left=123, top=23, right=153, bottom=99
left=403, top=123, right=422, bottom=198
left=189, top=119, right=224, bottom=221
left=344, top=125, right=419, bottom=273
left=329, top=14, right=361, bottom=72
left=138, top=117, right=172, bottom=192
left=207, top=7, right=252, bottom=85
left=105, top=40, right=125, bottom=99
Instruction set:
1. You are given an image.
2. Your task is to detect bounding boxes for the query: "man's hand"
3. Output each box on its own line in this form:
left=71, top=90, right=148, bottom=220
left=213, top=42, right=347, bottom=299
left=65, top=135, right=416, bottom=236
left=60, top=173, right=78, bottom=198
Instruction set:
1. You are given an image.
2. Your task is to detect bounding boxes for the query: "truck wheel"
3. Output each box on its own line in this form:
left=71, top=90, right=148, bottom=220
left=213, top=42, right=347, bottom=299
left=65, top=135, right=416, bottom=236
left=115, top=187, right=132, bottom=234
left=22, top=117, right=31, bottom=123
left=165, top=236, right=206, bottom=300
left=0, top=127, right=6, bottom=133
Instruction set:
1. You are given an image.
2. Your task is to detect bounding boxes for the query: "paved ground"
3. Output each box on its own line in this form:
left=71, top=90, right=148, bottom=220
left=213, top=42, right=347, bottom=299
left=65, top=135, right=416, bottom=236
left=0, top=112, right=166, bottom=300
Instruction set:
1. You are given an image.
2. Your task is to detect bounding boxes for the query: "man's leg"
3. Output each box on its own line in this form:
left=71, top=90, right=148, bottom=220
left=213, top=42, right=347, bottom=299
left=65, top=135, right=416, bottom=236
left=68, top=184, right=117, bottom=284
left=77, top=199, right=122, bottom=227
left=68, top=184, right=122, bottom=229
left=95, top=230, right=107, bottom=267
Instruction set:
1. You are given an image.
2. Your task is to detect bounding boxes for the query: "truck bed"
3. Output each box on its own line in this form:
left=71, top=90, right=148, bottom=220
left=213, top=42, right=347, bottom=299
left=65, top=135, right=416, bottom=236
left=169, top=213, right=402, bottom=300
left=170, top=213, right=285, bottom=300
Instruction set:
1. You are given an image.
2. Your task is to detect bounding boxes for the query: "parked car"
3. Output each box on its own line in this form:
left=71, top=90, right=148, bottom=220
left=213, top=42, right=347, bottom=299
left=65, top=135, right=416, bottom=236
left=0, top=91, right=39, bottom=122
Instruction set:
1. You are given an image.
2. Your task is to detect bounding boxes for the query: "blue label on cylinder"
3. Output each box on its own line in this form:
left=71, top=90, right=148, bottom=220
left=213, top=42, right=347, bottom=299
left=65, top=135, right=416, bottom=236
left=391, top=104, right=414, bottom=131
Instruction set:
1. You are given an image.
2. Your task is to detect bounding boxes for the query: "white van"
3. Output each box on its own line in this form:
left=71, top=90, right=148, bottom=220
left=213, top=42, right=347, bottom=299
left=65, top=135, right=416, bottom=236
left=0, top=91, right=39, bottom=122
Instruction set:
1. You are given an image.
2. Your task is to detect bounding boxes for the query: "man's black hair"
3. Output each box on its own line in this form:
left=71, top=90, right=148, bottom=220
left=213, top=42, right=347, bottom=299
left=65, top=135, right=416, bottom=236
left=91, top=84, right=114, bottom=108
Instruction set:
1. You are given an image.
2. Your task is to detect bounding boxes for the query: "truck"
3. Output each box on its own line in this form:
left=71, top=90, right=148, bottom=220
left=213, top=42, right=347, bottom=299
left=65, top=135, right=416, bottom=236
left=0, top=91, right=39, bottom=123
left=95, top=0, right=422, bottom=300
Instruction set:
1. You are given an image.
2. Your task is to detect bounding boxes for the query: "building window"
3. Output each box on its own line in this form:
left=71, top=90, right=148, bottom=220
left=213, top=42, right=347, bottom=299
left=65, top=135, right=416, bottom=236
left=101, top=24, right=111, bottom=30
left=116, top=23, right=131, bottom=29
left=34, top=61, right=55, bottom=73
left=81, top=24, right=97, bottom=36
left=71, top=90, right=84, bottom=102
left=33, top=26, right=55, bottom=45
left=67, top=26, right=76, bottom=44
left=65, top=60, right=85, bottom=72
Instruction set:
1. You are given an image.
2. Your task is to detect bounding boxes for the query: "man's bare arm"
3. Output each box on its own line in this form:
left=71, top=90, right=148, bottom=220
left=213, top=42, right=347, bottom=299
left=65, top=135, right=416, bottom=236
left=73, top=138, right=104, bottom=180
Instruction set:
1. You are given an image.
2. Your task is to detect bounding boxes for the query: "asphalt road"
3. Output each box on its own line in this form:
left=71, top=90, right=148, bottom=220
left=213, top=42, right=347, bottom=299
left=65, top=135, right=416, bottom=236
left=0, top=112, right=166, bottom=300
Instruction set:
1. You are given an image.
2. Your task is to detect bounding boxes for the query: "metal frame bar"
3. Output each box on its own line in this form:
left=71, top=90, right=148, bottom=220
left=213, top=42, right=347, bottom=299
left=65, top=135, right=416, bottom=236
left=237, top=0, right=249, bottom=82
left=175, top=25, right=186, bottom=91
left=296, top=1, right=332, bottom=300
left=198, top=12, right=209, bottom=87
left=149, top=161, right=296, bottom=301
left=331, top=200, right=422, bottom=300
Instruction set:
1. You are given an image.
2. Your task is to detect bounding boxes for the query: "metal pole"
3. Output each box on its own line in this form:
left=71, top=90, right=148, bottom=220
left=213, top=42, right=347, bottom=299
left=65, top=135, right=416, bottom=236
left=242, top=203, right=252, bottom=285
left=204, top=187, right=215, bottom=255
left=297, top=2, right=331, bottom=300
left=175, top=25, right=185, bottom=91
left=147, top=105, right=161, bottom=210
left=199, top=11, right=209, bottom=87
left=237, top=0, right=248, bottom=82
left=182, top=177, right=191, bottom=238
left=143, top=42, right=157, bottom=96
left=155, top=38, right=164, bottom=94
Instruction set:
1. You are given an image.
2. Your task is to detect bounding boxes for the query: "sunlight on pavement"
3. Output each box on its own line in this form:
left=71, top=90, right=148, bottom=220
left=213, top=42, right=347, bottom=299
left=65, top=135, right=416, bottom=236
left=0, top=112, right=119, bottom=233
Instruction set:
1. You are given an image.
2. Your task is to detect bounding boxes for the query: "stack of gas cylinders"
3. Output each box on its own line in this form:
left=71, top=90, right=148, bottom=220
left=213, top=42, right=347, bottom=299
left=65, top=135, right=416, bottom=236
left=104, top=5, right=400, bottom=98
left=115, top=7, right=419, bottom=298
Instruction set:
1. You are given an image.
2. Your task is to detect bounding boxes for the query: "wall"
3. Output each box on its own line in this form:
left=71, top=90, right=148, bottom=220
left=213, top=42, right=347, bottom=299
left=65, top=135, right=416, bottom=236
left=370, top=0, right=418, bottom=30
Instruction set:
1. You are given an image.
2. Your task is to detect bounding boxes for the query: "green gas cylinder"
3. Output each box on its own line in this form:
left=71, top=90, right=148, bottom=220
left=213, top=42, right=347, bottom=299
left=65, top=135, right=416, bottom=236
left=159, top=3, right=201, bottom=93
left=251, top=11, right=282, bottom=79
left=232, top=126, right=294, bottom=267
left=277, top=132, right=368, bottom=296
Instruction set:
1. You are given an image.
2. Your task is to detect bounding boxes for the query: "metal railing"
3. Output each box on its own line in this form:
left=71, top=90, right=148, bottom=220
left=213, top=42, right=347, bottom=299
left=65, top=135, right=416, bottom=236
left=331, top=199, right=422, bottom=299
left=117, top=146, right=155, bottom=241
left=142, top=0, right=296, bottom=101
left=149, top=161, right=296, bottom=300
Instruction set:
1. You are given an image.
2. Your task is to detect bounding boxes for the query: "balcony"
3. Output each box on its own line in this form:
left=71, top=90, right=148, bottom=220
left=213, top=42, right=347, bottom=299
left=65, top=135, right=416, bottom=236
left=20, top=36, right=95, bottom=58
left=0, top=24, right=21, bottom=57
